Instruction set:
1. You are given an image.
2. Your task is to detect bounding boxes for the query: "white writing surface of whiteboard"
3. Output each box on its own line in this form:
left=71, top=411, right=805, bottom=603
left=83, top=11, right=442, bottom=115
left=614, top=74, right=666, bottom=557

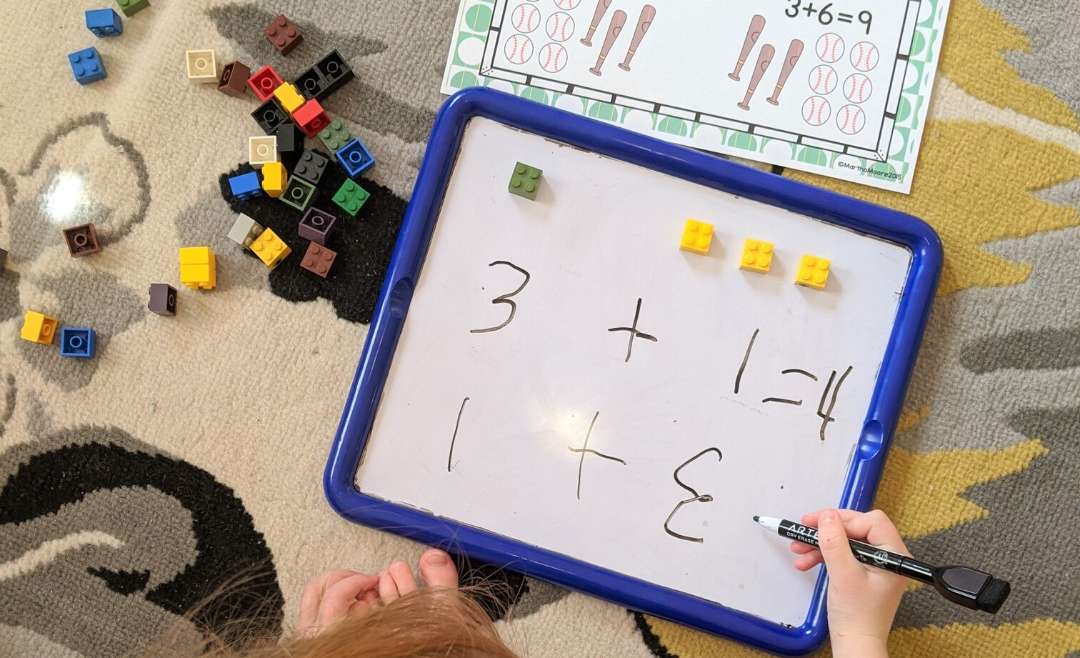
left=356, top=117, right=910, bottom=626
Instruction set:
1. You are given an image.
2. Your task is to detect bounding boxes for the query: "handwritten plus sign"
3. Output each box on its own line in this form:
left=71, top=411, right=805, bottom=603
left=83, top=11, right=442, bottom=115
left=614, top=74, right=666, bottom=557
left=608, top=297, right=658, bottom=363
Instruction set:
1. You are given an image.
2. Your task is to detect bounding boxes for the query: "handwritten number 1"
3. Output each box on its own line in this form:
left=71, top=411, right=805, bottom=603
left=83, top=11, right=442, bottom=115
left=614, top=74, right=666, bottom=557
left=471, top=261, right=531, bottom=334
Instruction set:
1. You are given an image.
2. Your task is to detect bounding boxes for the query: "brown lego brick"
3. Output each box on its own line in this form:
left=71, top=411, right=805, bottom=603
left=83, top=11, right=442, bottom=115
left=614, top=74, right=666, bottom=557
left=300, top=242, right=336, bottom=278
left=218, top=61, right=251, bottom=97
left=63, top=224, right=101, bottom=257
left=265, top=15, right=303, bottom=55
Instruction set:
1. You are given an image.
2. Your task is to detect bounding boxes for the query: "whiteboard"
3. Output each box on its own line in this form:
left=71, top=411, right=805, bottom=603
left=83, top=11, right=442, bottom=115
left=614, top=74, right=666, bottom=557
left=355, top=117, right=910, bottom=626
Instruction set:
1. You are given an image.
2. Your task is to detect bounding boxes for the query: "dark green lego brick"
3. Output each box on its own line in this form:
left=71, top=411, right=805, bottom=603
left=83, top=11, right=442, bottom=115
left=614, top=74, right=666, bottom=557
left=508, top=162, right=542, bottom=200
left=318, top=119, right=353, bottom=152
left=116, top=0, right=149, bottom=17
left=279, top=178, right=316, bottom=212
left=332, top=179, right=370, bottom=217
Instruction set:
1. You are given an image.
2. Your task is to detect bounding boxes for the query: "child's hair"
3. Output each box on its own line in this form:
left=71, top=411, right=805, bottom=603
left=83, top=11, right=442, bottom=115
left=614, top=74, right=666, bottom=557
left=147, top=586, right=519, bottom=658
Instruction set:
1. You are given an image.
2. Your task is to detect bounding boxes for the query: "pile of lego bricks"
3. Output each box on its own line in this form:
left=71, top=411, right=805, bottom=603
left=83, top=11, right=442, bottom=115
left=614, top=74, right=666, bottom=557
left=21, top=4, right=369, bottom=361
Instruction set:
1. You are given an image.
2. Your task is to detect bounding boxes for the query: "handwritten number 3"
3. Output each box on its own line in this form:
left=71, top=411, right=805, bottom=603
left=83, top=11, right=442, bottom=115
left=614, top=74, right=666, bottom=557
left=471, top=261, right=531, bottom=334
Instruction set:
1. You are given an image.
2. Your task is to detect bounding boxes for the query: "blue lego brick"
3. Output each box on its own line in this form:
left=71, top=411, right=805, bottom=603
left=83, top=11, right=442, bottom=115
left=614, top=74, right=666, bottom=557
left=335, top=138, right=375, bottom=178
left=68, top=47, right=107, bottom=85
left=86, top=8, right=123, bottom=37
left=228, top=171, right=263, bottom=201
left=59, top=327, right=96, bottom=359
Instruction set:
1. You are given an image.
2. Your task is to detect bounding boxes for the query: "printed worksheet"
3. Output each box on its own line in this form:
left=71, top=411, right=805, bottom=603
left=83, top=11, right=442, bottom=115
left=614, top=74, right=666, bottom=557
left=442, top=0, right=952, bottom=193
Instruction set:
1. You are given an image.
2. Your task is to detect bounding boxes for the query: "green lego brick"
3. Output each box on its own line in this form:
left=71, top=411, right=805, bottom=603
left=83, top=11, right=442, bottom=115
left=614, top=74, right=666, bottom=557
left=332, top=180, right=370, bottom=217
left=318, top=119, right=353, bottom=152
left=279, top=178, right=316, bottom=212
left=508, top=162, right=542, bottom=200
left=116, top=0, right=150, bottom=17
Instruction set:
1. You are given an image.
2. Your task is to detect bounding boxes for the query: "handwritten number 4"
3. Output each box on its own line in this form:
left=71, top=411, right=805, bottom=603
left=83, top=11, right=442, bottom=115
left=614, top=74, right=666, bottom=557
left=471, top=261, right=531, bottom=334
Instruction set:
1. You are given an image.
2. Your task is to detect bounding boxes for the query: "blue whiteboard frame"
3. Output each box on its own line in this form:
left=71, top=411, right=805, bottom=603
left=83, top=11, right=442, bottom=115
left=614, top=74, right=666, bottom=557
left=325, top=88, right=942, bottom=656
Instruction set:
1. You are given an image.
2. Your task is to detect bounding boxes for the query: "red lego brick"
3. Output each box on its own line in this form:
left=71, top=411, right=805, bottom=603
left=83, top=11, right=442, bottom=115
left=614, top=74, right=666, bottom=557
left=247, top=65, right=283, bottom=101
left=292, top=99, right=330, bottom=137
left=265, top=15, right=303, bottom=55
left=218, top=61, right=251, bottom=97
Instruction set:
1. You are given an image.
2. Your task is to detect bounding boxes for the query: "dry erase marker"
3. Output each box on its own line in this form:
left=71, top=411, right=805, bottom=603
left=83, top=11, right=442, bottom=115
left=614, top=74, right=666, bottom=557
left=754, top=515, right=1011, bottom=613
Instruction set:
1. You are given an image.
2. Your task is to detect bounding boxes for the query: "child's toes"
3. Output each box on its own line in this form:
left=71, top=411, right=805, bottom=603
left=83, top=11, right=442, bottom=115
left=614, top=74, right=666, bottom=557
left=419, top=549, right=459, bottom=589
left=388, top=560, right=418, bottom=596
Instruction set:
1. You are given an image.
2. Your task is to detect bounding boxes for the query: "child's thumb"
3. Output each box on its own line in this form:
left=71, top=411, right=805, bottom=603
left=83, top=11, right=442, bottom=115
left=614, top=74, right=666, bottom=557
left=817, top=509, right=861, bottom=582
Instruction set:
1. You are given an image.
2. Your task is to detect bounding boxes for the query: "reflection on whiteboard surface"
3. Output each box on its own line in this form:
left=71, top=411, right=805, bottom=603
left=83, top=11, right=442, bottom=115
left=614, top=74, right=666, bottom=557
left=355, top=117, right=911, bottom=626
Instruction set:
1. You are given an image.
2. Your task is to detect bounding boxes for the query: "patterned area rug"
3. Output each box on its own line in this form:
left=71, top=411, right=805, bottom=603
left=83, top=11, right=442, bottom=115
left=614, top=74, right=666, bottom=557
left=1, top=1, right=1078, bottom=656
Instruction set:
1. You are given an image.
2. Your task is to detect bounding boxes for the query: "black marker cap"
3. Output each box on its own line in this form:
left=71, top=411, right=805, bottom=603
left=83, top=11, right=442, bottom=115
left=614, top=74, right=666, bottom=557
left=933, top=566, right=1011, bottom=613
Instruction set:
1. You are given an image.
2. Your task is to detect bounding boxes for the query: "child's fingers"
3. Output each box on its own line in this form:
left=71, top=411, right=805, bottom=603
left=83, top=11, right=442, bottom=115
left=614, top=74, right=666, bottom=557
left=419, top=549, right=459, bottom=589
left=794, top=553, right=822, bottom=571
left=316, top=573, right=379, bottom=627
left=298, top=570, right=361, bottom=632
left=816, top=509, right=863, bottom=582
left=378, top=570, right=401, bottom=603
left=839, top=510, right=909, bottom=554
left=789, top=541, right=817, bottom=555
left=388, top=560, right=418, bottom=596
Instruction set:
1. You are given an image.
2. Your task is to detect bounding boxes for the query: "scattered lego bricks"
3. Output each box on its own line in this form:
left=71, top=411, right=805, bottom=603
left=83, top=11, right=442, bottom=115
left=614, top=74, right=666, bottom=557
left=60, top=327, right=96, bottom=359
left=679, top=219, right=713, bottom=255
left=115, top=0, right=149, bottom=17
left=218, top=61, right=251, bottom=97
left=20, top=311, right=59, bottom=345
left=69, top=47, right=107, bottom=85
left=227, top=213, right=265, bottom=248
left=250, top=228, right=292, bottom=269
left=332, top=180, right=369, bottom=217
left=62, top=224, right=102, bottom=257
left=261, top=162, right=287, bottom=198
left=336, top=138, right=375, bottom=177
left=740, top=239, right=773, bottom=274
left=247, top=65, right=284, bottom=101
left=508, top=162, right=542, bottom=201
left=274, top=122, right=305, bottom=170
left=252, top=99, right=289, bottom=134
left=265, top=15, right=303, bottom=55
left=186, top=49, right=218, bottom=83
left=179, top=246, right=217, bottom=290
left=318, top=119, right=353, bottom=152
left=796, top=255, right=830, bottom=289
left=148, top=283, right=177, bottom=316
left=298, top=208, right=336, bottom=245
left=280, top=177, right=316, bottom=211
left=300, top=242, right=336, bottom=278
left=86, top=9, right=123, bottom=37
left=249, top=136, right=278, bottom=168
left=293, top=150, right=329, bottom=186
left=273, top=82, right=305, bottom=114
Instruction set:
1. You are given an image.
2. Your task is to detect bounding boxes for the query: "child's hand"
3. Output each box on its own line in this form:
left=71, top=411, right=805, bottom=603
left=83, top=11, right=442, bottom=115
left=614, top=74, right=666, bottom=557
left=791, top=509, right=907, bottom=658
left=296, top=549, right=459, bottom=637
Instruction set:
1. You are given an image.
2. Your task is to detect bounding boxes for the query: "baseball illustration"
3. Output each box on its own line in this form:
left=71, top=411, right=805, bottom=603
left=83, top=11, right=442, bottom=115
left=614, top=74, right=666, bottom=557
left=619, top=5, right=656, bottom=71
left=546, top=12, right=575, bottom=42
left=728, top=14, right=766, bottom=81
left=538, top=42, right=568, bottom=72
left=581, top=0, right=612, bottom=46
left=836, top=103, right=866, bottom=134
left=843, top=73, right=872, bottom=103
left=555, top=0, right=581, bottom=8
left=511, top=3, right=541, bottom=33
left=801, top=96, right=832, bottom=126
left=850, top=41, right=880, bottom=71
left=504, top=34, right=535, bottom=64
left=815, top=32, right=845, bottom=63
left=767, top=39, right=804, bottom=105
left=589, top=8, right=626, bottom=76
left=808, top=64, right=837, bottom=95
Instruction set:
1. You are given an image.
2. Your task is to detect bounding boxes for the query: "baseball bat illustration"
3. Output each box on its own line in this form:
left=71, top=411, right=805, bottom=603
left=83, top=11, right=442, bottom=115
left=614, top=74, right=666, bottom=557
left=737, top=43, right=774, bottom=110
left=589, top=10, right=627, bottom=76
left=728, top=14, right=766, bottom=81
left=618, top=5, right=656, bottom=71
left=767, top=39, right=804, bottom=105
left=581, top=0, right=612, bottom=46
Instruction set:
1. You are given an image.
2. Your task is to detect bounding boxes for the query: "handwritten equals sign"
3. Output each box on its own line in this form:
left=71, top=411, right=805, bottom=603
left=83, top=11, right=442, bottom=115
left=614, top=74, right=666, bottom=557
left=837, top=12, right=854, bottom=23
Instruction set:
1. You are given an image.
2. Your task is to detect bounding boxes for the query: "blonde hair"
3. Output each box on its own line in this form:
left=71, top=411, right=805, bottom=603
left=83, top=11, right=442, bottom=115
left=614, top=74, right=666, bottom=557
left=147, top=586, right=518, bottom=658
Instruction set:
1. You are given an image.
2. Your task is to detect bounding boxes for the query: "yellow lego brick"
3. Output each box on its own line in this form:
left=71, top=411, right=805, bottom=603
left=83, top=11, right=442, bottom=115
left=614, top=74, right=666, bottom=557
left=740, top=238, right=774, bottom=273
left=261, top=161, right=287, bottom=198
left=796, top=254, right=830, bottom=289
left=273, top=83, right=305, bottom=114
left=179, top=246, right=216, bottom=289
left=20, top=310, right=58, bottom=345
left=680, top=219, right=713, bottom=255
left=250, top=228, right=291, bottom=269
